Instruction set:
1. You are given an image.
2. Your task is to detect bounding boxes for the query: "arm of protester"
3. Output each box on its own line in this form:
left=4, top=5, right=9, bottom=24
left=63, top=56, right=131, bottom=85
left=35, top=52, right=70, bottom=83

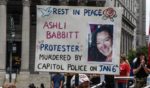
left=59, top=80, right=63, bottom=88
left=127, top=66, right=130, bottom=76
left=51, top=81, right=54, bottom=88
left=143, top=65, right=150, bottom=74
left=133, top=64, right=142, bottom=74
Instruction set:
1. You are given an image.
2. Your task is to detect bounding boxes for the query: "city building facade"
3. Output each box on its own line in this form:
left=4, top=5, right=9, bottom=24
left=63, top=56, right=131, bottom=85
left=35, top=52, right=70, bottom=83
left=136, top=0, right=146, bottom=48
left=0, top=0, right=138, bottom=87
left=114, top=0, right=137, bottom=55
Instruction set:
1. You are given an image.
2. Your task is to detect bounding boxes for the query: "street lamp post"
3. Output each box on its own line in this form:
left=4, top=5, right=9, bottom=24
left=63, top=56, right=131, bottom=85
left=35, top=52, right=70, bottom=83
left=8, top=16, right=15, bottom=83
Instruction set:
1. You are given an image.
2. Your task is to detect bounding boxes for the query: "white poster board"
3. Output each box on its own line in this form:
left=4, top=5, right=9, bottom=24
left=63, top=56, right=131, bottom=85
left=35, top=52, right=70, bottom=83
left=35, top=5, right=122, bottom=75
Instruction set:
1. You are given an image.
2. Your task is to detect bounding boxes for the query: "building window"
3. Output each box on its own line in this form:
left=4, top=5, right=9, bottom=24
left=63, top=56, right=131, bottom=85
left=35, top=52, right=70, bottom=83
left=123, top=8, right=125, bottom=15
left=114, top=0, right=116, bottom=6
left=131, top=0, right=134, bottom=12
left=128, top=0, right=131, bottom=9
left=126, top=34, right=129, bottom=55
left=30, top=14, right=36, bottom=25
left=123, top=0, right=125, bottom=5
left=30, top=6, right=36, bottom=25
left=68, top=0, right=78, bottom=6
left=125, top=10, right=127, bottom=17
left=50, top=0, right=60, bottom=5
left=115, top=0, right=118, bottom=7
left=117, top=1, right=119, bottom=7
left=125, top=0, right=127, bottom=7
left=96, top=1, right=106, bottom=6
left=121, top=34, right=123, bottom=53
left=86, top=0, right=96, bottom=6
left=31, top=0, right=41, bottom=5
left=122, top=30, right=125, bottom=53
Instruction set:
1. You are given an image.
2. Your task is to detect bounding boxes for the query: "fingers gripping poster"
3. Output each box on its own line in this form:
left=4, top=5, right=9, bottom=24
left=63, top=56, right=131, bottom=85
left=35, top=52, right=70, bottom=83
left=35, top=5, right=123, bottom=75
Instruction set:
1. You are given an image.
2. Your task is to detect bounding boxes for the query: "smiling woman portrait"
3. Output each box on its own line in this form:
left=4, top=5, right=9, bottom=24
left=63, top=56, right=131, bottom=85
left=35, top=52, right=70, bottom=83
left=88, top=24, right=113, bottom=62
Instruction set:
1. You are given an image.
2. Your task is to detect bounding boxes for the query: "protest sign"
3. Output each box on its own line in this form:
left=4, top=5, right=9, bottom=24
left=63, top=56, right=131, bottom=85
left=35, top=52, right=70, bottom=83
left=35, top=5, right=122, bottom=75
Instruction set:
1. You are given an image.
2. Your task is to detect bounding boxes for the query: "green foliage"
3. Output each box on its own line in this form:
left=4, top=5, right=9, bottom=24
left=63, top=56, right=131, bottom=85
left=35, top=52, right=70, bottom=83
left=127, top=49, right=136, bottom=63
left=137, top=46, right=148, bottom=57
left=127, top=46, right=148, bottom=63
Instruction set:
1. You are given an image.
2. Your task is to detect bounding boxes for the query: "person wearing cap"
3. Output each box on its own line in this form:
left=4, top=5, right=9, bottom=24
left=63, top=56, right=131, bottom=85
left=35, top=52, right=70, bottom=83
left=71, top=74, right=90, bottom=88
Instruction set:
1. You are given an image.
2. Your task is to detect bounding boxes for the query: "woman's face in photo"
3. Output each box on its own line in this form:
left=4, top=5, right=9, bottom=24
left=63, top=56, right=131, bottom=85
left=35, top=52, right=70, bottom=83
left=96, top=31, right=112, bottom=56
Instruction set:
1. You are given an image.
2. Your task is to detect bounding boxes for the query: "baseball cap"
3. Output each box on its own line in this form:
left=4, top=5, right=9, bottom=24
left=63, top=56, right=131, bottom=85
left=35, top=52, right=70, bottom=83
left=71, top=74, right=90, bottom=87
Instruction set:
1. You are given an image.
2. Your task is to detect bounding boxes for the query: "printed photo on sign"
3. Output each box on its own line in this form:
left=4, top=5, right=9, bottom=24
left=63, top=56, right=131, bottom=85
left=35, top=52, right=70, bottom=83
left=88, top=24, right=113, bottom=62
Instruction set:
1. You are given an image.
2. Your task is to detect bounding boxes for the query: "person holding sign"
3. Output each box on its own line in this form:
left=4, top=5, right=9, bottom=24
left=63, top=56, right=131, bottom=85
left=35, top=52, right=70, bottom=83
left=88, top=25, right=113, bottom=62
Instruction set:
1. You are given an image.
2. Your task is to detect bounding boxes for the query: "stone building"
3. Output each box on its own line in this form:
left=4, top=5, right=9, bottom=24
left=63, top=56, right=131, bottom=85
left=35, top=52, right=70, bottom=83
left=136, top=0, right=146, bottom=48
left=113, top=0, right=137, bottom=55
left=0, top=0, right=137, bottom=87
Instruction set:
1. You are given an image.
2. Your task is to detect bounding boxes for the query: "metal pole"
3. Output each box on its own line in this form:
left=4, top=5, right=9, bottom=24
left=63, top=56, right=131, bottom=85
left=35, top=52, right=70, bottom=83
left=9, top=42, right=12, bottom=83
left=75, top=74, right=79, bottom=87
left=9, top=16, right=15, bottom=83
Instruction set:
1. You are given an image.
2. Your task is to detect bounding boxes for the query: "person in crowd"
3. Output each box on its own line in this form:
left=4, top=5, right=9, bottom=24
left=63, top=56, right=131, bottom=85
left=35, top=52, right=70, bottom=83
left=90, top=74, right=100, bottom=86
left=51, top=73, right=65, bottom=88
left=130, top=52, right=140, bottom=76
left=71, top=74, right=90, bottom=88
left=28, top=83, right=36, bottom=88
left=13, top=56, right=21, bottom=74
left=104, top=75, right=115, bottom=88
left=3, top=83, right=16, bottom=88
left=3, top=83, right=10, bottom=88
left=133, top=52, right=150, bottom=88
left=40, top=83, right=45, bottom=88
left=117, top=55, right=130, bottom=88
left=88, top=25, right=113, bottom=62
left=65, top=73, right=73, bottom=88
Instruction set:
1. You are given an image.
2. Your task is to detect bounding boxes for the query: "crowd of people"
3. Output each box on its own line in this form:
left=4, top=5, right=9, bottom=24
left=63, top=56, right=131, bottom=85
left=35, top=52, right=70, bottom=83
left=49, top=52, right=150, bottom=88
left=132, top=52, right=150, bottom=88
left=3, top=52, right=149, bottom=88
